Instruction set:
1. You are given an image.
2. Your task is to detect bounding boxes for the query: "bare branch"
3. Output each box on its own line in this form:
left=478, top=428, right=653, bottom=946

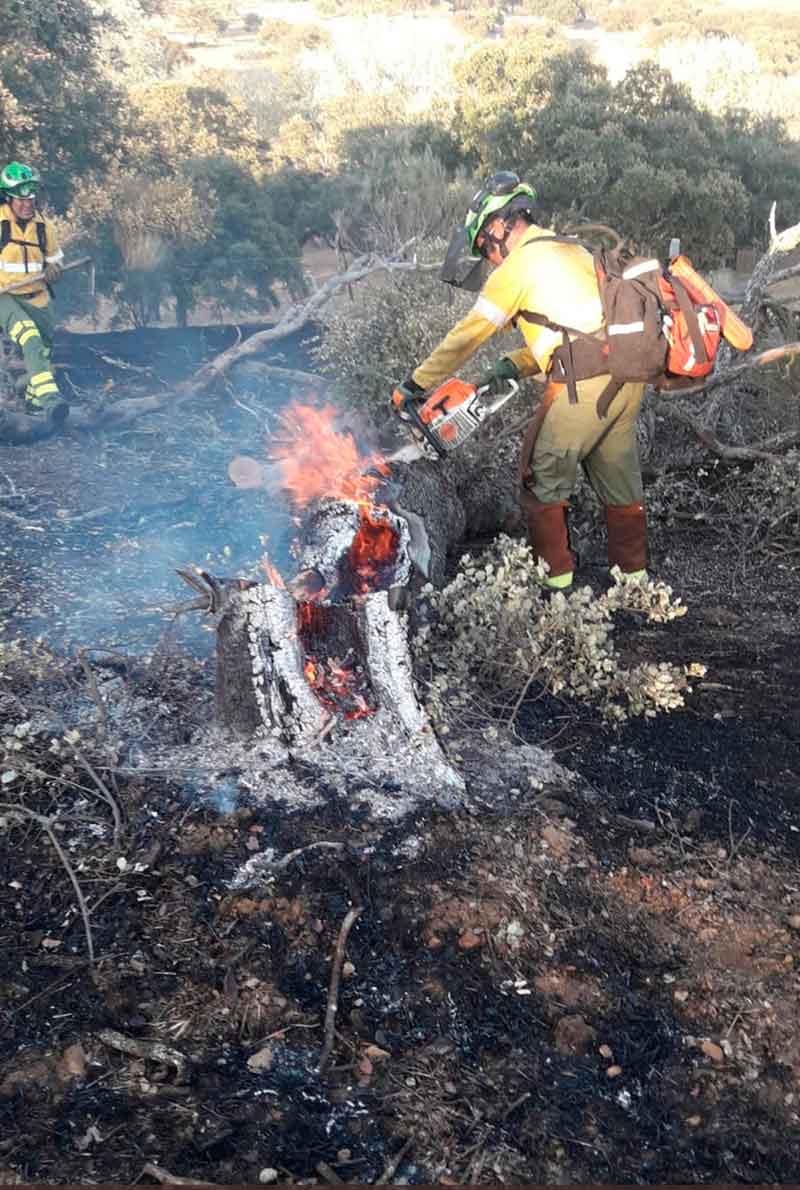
left=663, top=340, right=800, bottom=399
left=654, top=398, right=800, bottom=462
left=318, top=904, right=363, bottom=1076
left=0, top=248, right=437, bottom=444
left=0, top=804, right=95, bottom=963
left=763, top=263, right=800, bottom=289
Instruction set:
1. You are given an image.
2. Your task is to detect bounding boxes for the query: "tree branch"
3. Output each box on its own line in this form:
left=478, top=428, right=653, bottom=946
left=654, top=398, right=800, bottom=462
left=0, top=247, right=434, bottom=443
left=180, top=242, right=424, bottom=400
left=661, top=340, right=800, bottom=399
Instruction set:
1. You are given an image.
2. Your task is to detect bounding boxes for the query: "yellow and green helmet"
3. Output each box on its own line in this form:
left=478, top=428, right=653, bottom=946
left=464, top=170, right=537, bottom=256
left=441, top=170, right=537, bottom=290
left=1, top=161, right=41, bottom=199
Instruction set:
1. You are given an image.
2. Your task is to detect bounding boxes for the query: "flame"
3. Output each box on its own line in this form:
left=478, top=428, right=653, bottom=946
left=261, top=556, right=286, bottom=587
left=269, top=404, right=400, bottom=720
left=271, top=402, right=389, bottom=508
left=349, top=506, right=398, bottom=593
left=303, top=652, right=373, bottom=720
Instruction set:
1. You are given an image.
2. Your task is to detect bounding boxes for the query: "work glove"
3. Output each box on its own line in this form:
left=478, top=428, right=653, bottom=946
left=391, top=375, right=425, bottom=420
left=43, top=262, right=63, bottom=284
left=477, top=356, right=520, bottom=396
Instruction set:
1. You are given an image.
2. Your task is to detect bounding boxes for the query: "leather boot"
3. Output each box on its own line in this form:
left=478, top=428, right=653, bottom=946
left=605, top=502, right=647, bottom=573
left=525, top=497, right=574, bottom=586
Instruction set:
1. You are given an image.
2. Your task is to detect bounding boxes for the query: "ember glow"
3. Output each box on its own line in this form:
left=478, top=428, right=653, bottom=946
left=303, top=655, right=373, bottom=720
left=297, top=601, right=375, bottom=720
left=348, top=505, right=398, bottom=594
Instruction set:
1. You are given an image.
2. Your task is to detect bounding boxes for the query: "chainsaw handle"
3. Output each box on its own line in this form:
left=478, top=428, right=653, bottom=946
left=475, top=377, right=520, bottom=397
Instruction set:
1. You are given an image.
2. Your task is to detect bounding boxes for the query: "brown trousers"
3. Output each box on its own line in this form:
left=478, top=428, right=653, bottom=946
left=519, top=376, right=647, bottom=578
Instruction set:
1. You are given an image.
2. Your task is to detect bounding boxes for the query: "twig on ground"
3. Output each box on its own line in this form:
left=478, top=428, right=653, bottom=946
left=270, top=840, right=346, bottom=872
left=141, top=1162, right=216, bottom=1186
left=76, top=647, right=110, bottom=739
left=318, top=904, right=363, bottom=1076
left=500, top=1091, right=533, bottom=1123
left=316, top=1161, right=343, bottom=1184
left=0, top=506, right=43, bottom=529
left=654, top=399, right=800, bottom=463
left=98, top=1028, right=189, bottom=1079
left=375, top=1136, right=415, bottom=1185
left=0, top=803, right=95, bottom=963
left=72, top=747, right=123, bottom=845
left=57, top=505, right=113, bottom=524
left=614, top=813, right=657, bottom=834
left=506, top=670, right=541, bottom=727
left=0, top=468, right=18, bottom=494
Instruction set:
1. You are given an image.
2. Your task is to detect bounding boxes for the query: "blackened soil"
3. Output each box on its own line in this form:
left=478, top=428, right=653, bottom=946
left=1, top=331, right=800, bottom=1184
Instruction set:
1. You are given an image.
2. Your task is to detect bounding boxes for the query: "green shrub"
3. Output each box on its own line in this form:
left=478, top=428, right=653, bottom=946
left=453, top=7, right=498, bottom=37
left=413, top=535, right=699, bottom=728
left=258, top=18, right=332, bottom=54
left=517, top=0, right=582, bottom=24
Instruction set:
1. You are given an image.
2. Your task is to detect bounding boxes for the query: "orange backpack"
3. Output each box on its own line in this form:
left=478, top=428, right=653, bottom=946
left=519, top=234, right=753, bottom=416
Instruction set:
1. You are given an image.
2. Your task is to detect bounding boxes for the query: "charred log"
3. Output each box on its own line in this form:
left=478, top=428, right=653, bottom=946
left=215, top=583, right=330, bottom=742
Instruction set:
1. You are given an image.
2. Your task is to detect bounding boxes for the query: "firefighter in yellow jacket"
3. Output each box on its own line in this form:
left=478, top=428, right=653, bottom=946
left=392, top=171, right=647, bottom=591
left=0, top=161, right=68, bottom=426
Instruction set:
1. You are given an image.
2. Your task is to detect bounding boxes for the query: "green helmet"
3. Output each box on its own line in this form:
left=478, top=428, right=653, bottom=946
left=1, top=161, right=41, bottom=200
left=464, top=170, right=537, bottom=256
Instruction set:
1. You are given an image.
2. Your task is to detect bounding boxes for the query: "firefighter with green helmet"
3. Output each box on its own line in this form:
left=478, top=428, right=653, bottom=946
left=392, top=170, right=647, bottom=591
left=0, top=161, right=69, bottom=426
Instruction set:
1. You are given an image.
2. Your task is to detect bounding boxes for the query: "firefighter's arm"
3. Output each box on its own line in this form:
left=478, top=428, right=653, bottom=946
left=43, top=221, right=64, bottom=283
left=43, top=222, right=64, bottom=265
left=412, top=303, right=500, bottom=391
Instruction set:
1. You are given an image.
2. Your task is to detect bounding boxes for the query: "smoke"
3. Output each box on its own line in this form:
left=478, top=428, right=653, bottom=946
left=1, top=350, right=310, bottom=654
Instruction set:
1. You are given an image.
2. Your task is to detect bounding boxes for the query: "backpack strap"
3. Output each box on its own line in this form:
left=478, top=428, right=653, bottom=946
left=516, top=235, right=606, bottom=404
left=0, top=220, right=9, bottom=251
left=667, top=272, right=708, bottom=367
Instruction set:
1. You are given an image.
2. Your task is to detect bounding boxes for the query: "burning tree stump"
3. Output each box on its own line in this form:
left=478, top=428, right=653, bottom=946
left=206, top=467, right=468, bottom=803
left=172, top=403, right=571, bottom=824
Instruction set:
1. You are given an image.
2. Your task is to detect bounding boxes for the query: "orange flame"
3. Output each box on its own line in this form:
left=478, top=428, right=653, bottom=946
left=271, top=402, right=389, bottom=508
left=349, top=507, right=398, bottom=593
left=260, top=556, right=286, bottom=587
left=303, top=652, right=374, bottom=720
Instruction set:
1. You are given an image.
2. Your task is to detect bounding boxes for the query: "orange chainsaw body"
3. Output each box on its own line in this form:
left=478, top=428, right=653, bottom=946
left=392, top=376, right=518, bottom=460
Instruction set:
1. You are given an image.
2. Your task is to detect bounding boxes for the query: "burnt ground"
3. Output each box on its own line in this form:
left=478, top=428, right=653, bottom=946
left=1, top=327, right=800, bottom=1185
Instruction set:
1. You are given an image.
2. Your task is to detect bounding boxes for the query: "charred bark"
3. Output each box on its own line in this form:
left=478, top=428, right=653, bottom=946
left=206, top=470, right=472, bottom=802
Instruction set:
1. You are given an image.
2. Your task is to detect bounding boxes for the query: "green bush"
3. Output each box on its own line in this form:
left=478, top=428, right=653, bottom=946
left=453, top=8, right=498, bottom=37
left=313, top=265, right=474, bottom=419
left=517, top=0, right=582, bottom=24
left=258, top=18, right=332, bottom=54
left=414, top=535, right=698, bottom=728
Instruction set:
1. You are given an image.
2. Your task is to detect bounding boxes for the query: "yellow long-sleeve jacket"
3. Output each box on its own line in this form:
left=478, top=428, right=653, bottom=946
left=413, top=222, right=603, bottom=390
left=0, top=204, right=63, bottom=308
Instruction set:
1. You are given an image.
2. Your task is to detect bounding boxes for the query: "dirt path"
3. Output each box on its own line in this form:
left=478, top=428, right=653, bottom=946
left=1, top=329, right=799, bottom=1184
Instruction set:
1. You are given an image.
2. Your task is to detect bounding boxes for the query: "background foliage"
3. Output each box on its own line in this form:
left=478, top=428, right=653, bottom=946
left=2, top=0, right=799, bottom=324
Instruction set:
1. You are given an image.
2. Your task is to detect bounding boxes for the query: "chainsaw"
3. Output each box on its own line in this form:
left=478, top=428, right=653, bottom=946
left=390, top=376, right=519, bottom=463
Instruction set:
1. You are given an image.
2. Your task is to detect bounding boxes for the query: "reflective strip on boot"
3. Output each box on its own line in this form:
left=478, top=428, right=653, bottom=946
left=542, top=570, right=574, bottom=590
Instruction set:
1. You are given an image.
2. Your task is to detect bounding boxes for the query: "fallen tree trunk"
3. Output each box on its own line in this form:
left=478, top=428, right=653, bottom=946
left=0, top=247, right=434, bottom=444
